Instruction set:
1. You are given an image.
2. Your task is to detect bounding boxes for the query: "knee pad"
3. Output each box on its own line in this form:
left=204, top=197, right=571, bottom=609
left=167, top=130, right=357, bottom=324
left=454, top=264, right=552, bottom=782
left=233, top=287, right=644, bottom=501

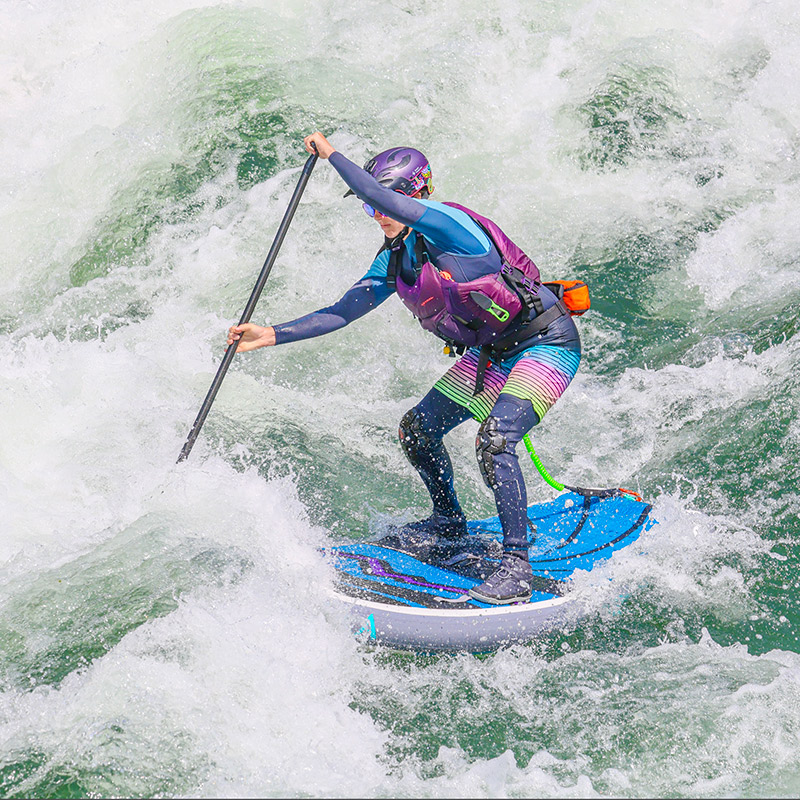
left=399, top=407, right=433, bottom=465
left=476, top=415, right=510, bottom=489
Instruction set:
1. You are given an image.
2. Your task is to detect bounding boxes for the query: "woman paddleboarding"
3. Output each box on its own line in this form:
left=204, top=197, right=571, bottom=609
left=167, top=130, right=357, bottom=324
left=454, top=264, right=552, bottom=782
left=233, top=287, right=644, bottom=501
left=228, top=132, right=581, bottom=605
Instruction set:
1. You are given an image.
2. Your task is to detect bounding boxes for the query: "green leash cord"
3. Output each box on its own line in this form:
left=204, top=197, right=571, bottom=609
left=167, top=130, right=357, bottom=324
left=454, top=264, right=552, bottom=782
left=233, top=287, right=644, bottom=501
left=522, top=434, right=564, bottom=492
left=522, top=433, right=645, bottom=503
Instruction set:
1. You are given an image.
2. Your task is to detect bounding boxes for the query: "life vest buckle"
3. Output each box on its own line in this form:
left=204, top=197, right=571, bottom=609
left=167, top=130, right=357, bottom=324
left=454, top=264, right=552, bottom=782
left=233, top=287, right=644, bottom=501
left=500, top=264, right=541, bottom=310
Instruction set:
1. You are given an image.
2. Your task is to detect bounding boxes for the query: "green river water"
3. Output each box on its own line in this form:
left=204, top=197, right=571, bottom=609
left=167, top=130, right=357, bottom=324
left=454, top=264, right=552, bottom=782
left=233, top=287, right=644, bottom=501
left=1, top=0, right=800, bottom=796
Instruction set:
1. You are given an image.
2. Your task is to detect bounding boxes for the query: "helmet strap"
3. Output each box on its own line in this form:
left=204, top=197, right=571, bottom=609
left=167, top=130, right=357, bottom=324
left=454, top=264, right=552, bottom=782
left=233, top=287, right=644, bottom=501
left=385, top=226, right=410, bottom=251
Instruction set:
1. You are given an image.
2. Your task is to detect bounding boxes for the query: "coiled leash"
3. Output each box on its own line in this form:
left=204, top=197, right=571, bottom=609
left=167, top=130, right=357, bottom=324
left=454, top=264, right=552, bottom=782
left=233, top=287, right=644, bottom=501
left=522, top=433, right=644, bottom=502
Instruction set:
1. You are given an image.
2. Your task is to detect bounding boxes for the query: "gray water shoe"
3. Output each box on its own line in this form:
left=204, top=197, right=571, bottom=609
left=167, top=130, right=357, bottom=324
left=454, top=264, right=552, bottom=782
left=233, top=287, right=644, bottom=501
left=468, top=553, right=533, bottom=605
left=381, top=513, right=469, bottom=560
left=402, top=512, right=468, bottom=539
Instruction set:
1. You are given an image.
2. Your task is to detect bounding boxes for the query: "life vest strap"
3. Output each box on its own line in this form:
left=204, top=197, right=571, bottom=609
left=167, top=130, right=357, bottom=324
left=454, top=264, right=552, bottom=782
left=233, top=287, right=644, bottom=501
left=499, top=264, right=542, bottom=313
left=383, top=227, right=411, bottom=289
left=472, top=301, right=567, bottom=395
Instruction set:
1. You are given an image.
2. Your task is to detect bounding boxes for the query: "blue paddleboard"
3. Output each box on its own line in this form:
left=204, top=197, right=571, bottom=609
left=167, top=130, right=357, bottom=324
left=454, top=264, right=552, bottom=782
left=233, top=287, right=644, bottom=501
left=329, top=491, right=654, bottom=652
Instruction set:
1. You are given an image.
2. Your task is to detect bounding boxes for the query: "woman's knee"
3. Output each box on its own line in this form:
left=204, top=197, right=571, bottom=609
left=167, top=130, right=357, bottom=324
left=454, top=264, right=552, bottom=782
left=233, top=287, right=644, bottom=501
left=475, top=396, right=537, bottom=488
left=398, top=406, right=437, bottom=461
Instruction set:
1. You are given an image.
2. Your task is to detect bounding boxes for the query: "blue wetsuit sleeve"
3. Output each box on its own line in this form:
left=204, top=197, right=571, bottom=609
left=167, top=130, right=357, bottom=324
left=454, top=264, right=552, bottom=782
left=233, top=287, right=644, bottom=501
left=329, top=151, right=490, bottom=257
left=273, top=253, right=393, bottom=345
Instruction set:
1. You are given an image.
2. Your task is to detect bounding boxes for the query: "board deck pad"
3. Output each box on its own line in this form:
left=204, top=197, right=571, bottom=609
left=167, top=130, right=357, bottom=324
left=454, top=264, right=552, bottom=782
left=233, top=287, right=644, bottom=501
left=327, top=492, right=654, bottom=651
left=332, top=492, right=653, bottom=609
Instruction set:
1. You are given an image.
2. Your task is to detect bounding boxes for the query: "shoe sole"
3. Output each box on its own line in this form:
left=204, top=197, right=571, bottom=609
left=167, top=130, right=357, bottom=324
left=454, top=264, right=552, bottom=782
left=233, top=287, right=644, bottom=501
left=467, top=588, right=532, bottom=605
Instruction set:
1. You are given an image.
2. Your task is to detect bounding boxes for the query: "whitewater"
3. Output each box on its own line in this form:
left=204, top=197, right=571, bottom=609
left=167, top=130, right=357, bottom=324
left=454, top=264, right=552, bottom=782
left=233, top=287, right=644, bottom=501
left=2, top=0, right=800, bottom=796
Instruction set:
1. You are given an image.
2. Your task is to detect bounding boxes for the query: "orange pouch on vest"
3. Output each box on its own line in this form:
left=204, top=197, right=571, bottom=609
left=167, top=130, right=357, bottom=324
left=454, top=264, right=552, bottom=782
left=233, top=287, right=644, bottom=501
left=543, top=280, right=590, bottom=316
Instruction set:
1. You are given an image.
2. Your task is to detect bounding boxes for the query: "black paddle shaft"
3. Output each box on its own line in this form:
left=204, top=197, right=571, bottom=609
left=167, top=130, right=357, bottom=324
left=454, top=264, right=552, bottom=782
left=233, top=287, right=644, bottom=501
left=177, top=151, right=318, bottom=463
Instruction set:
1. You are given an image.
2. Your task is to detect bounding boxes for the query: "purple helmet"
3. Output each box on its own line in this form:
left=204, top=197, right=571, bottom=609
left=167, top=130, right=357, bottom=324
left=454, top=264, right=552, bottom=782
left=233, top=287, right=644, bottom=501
left=344, top=147, right=433, bottom=198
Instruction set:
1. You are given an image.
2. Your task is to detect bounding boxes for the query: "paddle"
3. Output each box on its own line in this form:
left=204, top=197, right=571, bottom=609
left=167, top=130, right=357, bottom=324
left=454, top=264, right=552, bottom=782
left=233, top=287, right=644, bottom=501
left=177, top=147, right=318, bottom=462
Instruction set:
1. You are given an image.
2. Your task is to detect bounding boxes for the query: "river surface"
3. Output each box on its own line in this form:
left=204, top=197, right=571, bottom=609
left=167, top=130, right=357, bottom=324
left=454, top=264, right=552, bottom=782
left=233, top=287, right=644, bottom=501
left=2, top=0, right=800, bottom=796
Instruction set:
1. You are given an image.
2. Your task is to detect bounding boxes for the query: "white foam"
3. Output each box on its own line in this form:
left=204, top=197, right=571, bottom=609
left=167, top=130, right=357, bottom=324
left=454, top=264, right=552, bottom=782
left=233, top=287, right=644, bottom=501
left=2, top=0, right=800, bottom=795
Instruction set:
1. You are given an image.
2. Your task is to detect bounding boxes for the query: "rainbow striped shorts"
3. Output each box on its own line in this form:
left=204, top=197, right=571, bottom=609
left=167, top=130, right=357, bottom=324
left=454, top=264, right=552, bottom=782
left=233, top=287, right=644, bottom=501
left=433, top=344, right=581, bottom=423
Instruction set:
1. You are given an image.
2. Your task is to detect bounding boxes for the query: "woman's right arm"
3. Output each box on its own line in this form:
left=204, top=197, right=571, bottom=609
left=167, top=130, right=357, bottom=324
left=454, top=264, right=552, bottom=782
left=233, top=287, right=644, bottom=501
left=228, top=264, right=393, bottom=352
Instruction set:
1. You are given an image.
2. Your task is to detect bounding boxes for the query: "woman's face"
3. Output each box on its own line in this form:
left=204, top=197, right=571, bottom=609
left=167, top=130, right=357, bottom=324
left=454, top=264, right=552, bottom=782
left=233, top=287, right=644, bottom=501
left=368, top=189, right=427, bottom=239
left=372, top=208, right=407, bottom=239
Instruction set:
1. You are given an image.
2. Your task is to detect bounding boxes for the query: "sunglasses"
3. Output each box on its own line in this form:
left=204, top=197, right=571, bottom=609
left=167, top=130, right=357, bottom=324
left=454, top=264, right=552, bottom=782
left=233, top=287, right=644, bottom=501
left=362, top=203, right=383, bottom=218
left=362, top=188, right=415, bottom=218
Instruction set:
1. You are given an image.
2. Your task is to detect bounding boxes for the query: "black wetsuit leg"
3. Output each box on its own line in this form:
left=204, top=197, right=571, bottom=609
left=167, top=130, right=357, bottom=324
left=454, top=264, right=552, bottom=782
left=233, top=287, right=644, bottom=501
left=399, top=388, right=473, bottom=517
left=476, top=394, right=540, bottom=557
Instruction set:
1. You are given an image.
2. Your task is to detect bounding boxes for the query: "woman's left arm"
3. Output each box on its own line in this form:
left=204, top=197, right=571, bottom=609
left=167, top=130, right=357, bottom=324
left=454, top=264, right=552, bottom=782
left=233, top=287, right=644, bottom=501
left=303, top=132, right=490, bottom=256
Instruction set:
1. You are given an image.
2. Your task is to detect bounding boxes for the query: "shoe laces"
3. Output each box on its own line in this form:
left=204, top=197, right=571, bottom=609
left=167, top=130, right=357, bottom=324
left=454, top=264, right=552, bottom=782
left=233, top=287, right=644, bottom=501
left=494, top=560, right=518, bottom=580
left=495, top=556, right=529, bottom=581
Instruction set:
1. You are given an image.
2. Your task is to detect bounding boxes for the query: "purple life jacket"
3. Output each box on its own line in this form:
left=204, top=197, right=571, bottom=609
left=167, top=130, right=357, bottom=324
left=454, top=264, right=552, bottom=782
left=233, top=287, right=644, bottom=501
left=387, top=202, right=542, bottom=350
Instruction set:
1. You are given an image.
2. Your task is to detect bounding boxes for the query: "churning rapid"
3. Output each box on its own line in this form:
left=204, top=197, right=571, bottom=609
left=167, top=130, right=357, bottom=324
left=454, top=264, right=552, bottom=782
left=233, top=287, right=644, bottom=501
left=2, top=0, right=800, bottom=796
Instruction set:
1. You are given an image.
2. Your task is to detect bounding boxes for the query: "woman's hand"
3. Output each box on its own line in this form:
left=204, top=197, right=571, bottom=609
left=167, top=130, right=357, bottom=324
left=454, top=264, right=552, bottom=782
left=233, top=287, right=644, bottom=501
left=227, top=323, right=276, bottom=352
left=304, top=132, right=336, bottom=159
